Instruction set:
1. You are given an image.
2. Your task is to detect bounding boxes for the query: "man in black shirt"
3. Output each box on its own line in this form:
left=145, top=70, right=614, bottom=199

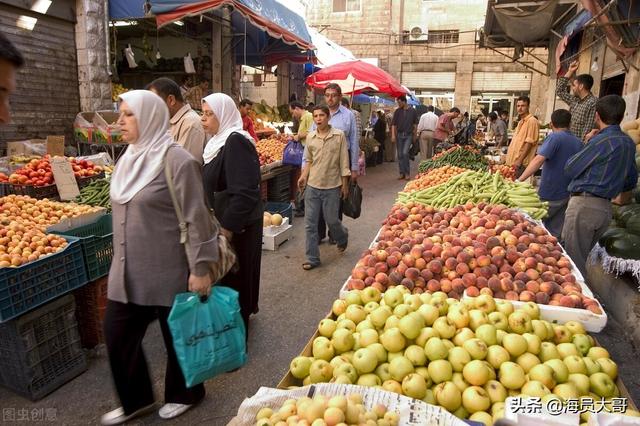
left=391, top=95, right=419, bottom=180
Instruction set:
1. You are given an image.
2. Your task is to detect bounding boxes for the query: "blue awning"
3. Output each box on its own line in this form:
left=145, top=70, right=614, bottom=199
left=109, top=0, right=147, bottom=19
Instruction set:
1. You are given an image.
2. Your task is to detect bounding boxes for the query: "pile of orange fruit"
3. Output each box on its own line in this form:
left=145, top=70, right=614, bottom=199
left=403, top=165, right=468, bottom=193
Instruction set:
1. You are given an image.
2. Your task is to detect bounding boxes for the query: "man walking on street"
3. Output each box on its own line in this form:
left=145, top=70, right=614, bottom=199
left=562, top=95, right=638, bottom=277
left=239, top=99, right=259, bottom=142
left=506, top=96, right=540, bottom=178
left=147, top=78, right=206, bottom=164
left=433, top=107, right=461, bottom=149
left=0, top=31, right=23, bottom=125
left=516, top=109, right=583, bottom=239
left=391, top=95, right=419, bottom=180
left=556, top=60, right=597, bottom=141
left=311, top=84, right=359, bottom=243
left=298, top=105, right=350, bottom=270
left=417, top=105, right=438, bottom=161
left=290, top=101, right=313, bottom=145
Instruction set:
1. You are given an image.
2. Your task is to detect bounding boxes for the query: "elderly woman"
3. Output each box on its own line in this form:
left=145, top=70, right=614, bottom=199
left=200, top=93, right=262, bottom=337
left=101, top=90, right=220, bottom=425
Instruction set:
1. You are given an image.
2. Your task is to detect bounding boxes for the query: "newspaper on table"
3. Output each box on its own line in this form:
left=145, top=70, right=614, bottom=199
left=227, top=383, right=467, bottom=426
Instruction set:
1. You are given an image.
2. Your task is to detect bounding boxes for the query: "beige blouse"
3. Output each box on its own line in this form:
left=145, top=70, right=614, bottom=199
left=108, top=145, right=219, bottom=307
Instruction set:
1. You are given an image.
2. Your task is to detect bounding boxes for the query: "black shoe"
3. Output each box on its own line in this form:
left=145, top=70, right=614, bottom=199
left=294, top=210, right=305, bottom=217
left=337, top=240, right=348, bottom=252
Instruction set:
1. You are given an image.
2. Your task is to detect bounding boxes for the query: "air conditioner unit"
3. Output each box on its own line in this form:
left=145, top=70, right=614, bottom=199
left=408, top=26, right=428, bottom=42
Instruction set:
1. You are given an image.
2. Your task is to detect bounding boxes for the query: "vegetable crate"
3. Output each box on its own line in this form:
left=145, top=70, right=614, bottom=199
left=77, top=171, right=105, bottom=189
left=0, top=295, right=87, bottom=400
left=267, top=170, right=291, bottom=203
left=0, top=236, right=88, bottom=322
left=73, top=276, right=108, bottom=348
left=0, top=182, right=59, bottom=200
left=52, top=214, right=113, bottom=281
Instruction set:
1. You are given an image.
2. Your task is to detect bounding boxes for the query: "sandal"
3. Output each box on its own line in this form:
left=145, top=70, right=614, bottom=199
left=302, top=262, right=320, bottom=270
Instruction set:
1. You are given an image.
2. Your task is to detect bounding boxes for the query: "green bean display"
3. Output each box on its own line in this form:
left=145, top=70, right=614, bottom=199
left=76, top=178, right=111, bottom=211
left=397, top=170, right=548, bottom=219
left=418, top=146, right=488, bottom=173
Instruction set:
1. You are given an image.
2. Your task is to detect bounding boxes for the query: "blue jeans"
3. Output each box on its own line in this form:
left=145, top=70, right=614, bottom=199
left=396, top=134, right=412, bottom=176
left=305, top=186, right=348, bottom=265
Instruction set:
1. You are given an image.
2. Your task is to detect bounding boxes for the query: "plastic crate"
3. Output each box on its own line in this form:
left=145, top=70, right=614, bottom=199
left=267, top=171, right=291, bottom=197
left=0, top=182, right=59, bottom=200
left=0, top=236, right=88, bottom=322
left=77, top=171, right=105, bottom=189
left=265, top=202, right=293, bottom=224
left=73, top=276, right=108, bottom=348
left=0, top=295, right=87, bottom=400
left=52, top=214, right=113, bottom=281
left=260, top=181, right=268, bottom=202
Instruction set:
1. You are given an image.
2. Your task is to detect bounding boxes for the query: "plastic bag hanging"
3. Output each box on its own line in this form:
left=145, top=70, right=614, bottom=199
left=124, top=44, right=137, bottom=68
left=184, top=53, right=196, bottom=74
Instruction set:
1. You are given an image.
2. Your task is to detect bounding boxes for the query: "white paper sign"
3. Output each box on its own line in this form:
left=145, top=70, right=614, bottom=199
left=51, top=157, right=80, bottom=200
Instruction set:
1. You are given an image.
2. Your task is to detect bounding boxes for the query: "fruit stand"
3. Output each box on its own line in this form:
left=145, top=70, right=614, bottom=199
left=0, top=147, right=117, bottom=401
left=236, top=146, right=640, bottom=426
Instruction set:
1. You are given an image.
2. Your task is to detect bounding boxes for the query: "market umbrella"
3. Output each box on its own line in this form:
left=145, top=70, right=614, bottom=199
left=305, top=60, right=408, bottom=98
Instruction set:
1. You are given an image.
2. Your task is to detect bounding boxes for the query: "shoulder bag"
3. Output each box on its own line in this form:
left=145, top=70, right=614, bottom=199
left=164, top=156, right=237, bottom=283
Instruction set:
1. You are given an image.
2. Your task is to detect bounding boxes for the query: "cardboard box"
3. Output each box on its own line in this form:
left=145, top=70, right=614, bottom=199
left=262, top=222, right=292, bottom=251
left=6, top=137, right=64, bottom=157
left=93, top=111, right=122, bottom=144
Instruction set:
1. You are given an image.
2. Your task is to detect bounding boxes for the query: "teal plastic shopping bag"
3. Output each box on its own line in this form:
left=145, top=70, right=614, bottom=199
left=168, top=286, right=247, bottom=387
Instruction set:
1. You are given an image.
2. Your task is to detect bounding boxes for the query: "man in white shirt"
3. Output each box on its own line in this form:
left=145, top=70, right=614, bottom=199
left=417, top=105, right=438, bottom=160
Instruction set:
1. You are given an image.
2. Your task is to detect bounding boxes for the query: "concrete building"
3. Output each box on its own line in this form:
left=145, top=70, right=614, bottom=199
left=305, top=0, right=551, bottom=122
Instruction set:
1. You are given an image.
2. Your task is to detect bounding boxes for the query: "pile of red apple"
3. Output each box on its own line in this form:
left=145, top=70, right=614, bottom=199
left=0, top=156, right=101, bottom=187
left=347, top=202, right=601, bottom=314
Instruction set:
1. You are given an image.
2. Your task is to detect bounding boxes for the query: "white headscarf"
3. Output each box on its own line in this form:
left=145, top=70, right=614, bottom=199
left=110, top=90, right=175, bottom=204
left=202, top=93, right=255, bottom=164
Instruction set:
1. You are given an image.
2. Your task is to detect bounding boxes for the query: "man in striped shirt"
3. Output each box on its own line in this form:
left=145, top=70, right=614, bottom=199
left=561, top=95, right=638, bottom=276
left=556, top=60, right=597, bottom=141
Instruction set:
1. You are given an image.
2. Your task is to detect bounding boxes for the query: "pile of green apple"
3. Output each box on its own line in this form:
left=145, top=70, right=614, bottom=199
left=288, top=287, right=634, bottom=425
left=347, top=203, right=601, bottom=313
left=254, top=393, right=398, bottom=426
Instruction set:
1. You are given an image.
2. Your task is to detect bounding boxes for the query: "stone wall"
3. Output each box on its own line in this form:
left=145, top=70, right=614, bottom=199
left=305, top=0, right=551, bottom=119
left=75, top=0, right=112, bottom=112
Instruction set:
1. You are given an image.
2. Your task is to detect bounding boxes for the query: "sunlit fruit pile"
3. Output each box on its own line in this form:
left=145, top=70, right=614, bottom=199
left=404, top=166, right=468, bottom=193
left=0, top=195, right=103, bottom=230
left=254, top=394, right=398, bottom=426
left=348, top=203, right=600, bottom=312
left=490, top=165, right=516, bottom=181
left=0, top=222, right=67, bottom=267
left=287, top=289, right=635, bottom=424
left=0, top=156, right=103, bottom=187
left=256, top=135, right=288, bottom=166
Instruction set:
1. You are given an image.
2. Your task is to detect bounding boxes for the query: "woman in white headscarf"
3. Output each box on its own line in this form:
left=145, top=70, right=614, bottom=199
left=201, top=93, right=262, bottom=339
left=102, top=90, right=219, bottom=425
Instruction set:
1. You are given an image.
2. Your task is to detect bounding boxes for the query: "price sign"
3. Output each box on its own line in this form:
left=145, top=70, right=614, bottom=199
left=51, top=157, right=80, bottom=200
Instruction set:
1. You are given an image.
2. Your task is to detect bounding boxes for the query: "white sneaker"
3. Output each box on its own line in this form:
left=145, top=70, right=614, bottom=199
left=101, top=404, right=155, bottom=425
left=158, top=403, right=193, bottom=420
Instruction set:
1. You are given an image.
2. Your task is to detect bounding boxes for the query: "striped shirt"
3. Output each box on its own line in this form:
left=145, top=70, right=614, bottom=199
left=556, top=77, right=597, bottom=141
left=565, top=125, right=638, bottom=199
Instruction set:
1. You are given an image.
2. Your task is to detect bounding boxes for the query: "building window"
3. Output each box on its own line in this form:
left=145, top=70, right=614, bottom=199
left=428, top=30, right=459, bottom=44
left=333, top=0, right=360, bottom=13
left=403, top=29, right=460, bottom=44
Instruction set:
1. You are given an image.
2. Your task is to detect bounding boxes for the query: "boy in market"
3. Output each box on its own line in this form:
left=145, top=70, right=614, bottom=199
left=516, top=109, right=583, bottom=239
left=298, top=106, right=351, bottom=270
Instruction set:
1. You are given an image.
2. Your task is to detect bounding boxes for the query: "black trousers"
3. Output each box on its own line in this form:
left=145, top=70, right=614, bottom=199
left=104, top=300, right=205, bottom=415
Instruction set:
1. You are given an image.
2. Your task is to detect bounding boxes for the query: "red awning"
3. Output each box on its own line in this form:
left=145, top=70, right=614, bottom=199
left=306, top=60, right=408, bottom=97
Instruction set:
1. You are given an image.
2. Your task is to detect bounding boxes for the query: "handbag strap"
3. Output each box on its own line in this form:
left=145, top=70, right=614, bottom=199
left=164, top=153, right=189, bottom=245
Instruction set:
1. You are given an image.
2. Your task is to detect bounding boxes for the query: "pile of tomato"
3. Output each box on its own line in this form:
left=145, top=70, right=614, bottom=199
left=0, top=156, right=101, bottom=187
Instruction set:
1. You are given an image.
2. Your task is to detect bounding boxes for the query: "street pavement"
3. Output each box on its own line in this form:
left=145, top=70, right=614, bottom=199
left=0, top=158, right=638, bottom=425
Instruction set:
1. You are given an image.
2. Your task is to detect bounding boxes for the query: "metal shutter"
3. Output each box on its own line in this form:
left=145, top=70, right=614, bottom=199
left=402, top=72, right=456, bottom=90
left=472, top=72, right=532, bottom=92
left=0, top=8, right=80, bottom=145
